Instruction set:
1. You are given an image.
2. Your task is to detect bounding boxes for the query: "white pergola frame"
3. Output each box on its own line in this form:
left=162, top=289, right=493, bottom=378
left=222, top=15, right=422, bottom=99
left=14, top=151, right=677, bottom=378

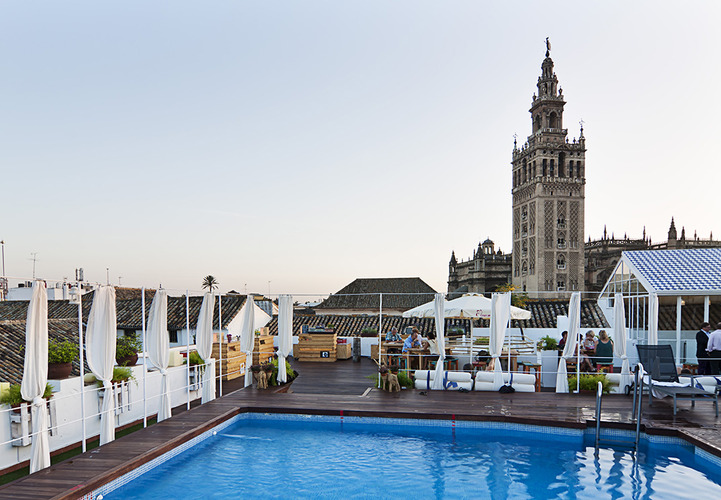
left=598, top=249, right=721, bottom=365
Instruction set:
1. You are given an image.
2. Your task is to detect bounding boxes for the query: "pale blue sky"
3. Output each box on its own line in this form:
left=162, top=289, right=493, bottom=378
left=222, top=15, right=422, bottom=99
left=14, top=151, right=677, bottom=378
left=1, top=1, right=720, bottom=295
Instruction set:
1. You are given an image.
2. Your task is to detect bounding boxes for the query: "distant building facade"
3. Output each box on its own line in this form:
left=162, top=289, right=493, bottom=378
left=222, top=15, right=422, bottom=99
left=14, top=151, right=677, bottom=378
left=447, top=239, right=511, bottom=295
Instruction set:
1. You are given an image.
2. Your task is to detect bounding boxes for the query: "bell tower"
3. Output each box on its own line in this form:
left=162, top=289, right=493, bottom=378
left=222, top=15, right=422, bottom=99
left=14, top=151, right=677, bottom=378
left=511, top=39, right=586, bottom=298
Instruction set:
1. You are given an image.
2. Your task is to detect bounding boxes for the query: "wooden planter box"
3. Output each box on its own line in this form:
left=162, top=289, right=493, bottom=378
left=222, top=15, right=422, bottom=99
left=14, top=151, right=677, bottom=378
left=212, top=341, right=246, bottom=381
left=336, top=343, right=352, bottom=360
left=253, top=334, right=275, bottom=365
left=297, top=332, right=337, bottom=362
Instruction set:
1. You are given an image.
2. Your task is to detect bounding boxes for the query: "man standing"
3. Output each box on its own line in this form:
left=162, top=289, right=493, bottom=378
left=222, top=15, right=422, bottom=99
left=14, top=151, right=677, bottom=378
left=705, top=322, right=721, bottom=376
left=696, top=322, right=712, bottom=375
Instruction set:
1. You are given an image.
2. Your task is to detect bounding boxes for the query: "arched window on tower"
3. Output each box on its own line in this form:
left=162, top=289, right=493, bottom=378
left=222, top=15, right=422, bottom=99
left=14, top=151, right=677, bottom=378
left=542, top=159, right=547, bottom=176
left=534, top=115, right=541, bottom=132
left=550, top=159, right=555, bottom=177
left=532, top=161, right=536, bottom=178
left=568, top=161, right=574, bottom=178
left=549, top=112, right=557, bottom=129
left=557, top=254, right=566, bottom=270
left=577, top=162, right=583, bottom=178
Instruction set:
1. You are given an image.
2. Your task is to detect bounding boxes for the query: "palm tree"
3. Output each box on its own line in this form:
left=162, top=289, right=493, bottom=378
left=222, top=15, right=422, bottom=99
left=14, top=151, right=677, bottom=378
left=202, top=275, right=219, bottom=292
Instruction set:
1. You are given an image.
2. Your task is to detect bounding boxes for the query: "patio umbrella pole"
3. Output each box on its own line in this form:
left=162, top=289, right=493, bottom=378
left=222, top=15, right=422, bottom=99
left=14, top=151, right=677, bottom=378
left=378, top=293, right=382, bottom=388
left=76, top=283, right=86, bottom=453
left=576, top=331, right=580, bottom=393
left=186, top=291, right=190, bottom=410
left=218, top=295, right=223, bottom=397
left=141, top=288, right=147, bottom=428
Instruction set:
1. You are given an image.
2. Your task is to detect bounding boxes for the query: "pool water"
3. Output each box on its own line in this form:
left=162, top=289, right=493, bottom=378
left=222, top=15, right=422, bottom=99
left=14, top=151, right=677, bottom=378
left=107, top=416, right=721, bottom=499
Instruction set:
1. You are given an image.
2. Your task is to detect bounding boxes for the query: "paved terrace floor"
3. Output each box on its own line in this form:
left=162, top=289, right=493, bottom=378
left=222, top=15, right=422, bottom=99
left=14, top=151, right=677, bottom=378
left=2, top=358, right=721, bottom=499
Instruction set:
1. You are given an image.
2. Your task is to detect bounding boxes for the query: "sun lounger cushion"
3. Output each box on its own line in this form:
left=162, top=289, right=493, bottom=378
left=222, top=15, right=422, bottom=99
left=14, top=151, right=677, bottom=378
left=413, top=370, right=472, bottom=391
left=473, top=372, right=536, bottom=392
left=679, top=376, right=720, bottom=394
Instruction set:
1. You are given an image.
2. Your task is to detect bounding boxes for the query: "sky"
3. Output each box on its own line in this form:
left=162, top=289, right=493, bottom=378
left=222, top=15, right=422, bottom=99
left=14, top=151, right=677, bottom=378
left=1, top=1, right=720, bottom=296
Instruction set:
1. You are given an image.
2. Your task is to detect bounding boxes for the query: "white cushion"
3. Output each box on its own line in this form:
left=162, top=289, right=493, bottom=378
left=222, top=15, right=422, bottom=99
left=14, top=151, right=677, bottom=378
left=413, top=370, right=472, bottom=391
left=474, top=381, right=535, bottom=392
left=475, top=372, right=536, bottom=386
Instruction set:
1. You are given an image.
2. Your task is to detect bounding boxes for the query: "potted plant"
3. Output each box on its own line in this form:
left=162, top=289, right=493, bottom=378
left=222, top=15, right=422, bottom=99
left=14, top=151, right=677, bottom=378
left=360, top=327, right=378, bottom=338
left=537, top=335, right=560, bottom=389
left=0, top=383, right=53, bottom=412
left=568, top=373, right=611, bottom=394
left=266, top=358, right=298, bottom=391
left=48, top=340, right=77, bottom=379
left=116, top=334, right=141, bottom=367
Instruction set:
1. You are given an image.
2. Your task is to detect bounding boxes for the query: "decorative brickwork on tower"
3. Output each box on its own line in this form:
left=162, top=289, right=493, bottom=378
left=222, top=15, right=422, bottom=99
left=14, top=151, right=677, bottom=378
left=511, top=40, right=586, bottom=298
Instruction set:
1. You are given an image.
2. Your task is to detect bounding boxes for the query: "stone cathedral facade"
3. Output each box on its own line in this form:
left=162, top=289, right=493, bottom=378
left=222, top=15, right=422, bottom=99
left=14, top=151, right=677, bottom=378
left=511, top=44, right=586, bottom=297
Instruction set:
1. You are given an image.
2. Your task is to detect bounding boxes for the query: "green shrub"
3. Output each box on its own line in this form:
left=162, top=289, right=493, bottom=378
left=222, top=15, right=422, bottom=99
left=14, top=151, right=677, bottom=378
left=568, top=373, right=611, bottom=394
left=537, top=336, right=559, bottom=351
left=0, top=383, right=53, bottom=405
left=87, top=367, right=136, bottom=387
left=268, top=358, right=297, bottom=386
left=116, top=334, right=141, bottom=359
left=48, top=340, right=77, bottom=364
left=366, top=371, right=414, bottom=389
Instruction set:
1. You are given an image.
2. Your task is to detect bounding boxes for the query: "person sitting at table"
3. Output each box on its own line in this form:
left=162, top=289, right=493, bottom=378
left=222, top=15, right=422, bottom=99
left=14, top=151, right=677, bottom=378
left=582, top=331, right=597, bottom=368
left=423, top=331, right=440, bottom=369
left=402, top=328, right=423, bottom=353
left=385, top=327, right=402, bottom=342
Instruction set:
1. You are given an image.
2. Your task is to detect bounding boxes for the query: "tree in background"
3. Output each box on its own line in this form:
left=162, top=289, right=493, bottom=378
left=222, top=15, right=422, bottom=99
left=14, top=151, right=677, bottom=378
left=202, top=275, right=219, bottom=293
left=494, top=283, right=529, bottom=308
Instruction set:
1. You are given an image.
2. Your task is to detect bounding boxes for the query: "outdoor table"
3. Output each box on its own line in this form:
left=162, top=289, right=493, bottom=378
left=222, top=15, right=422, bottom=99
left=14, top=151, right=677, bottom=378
left=404, top=348, right=428, bottom=370
left=519, top=362, right=542, bottom=392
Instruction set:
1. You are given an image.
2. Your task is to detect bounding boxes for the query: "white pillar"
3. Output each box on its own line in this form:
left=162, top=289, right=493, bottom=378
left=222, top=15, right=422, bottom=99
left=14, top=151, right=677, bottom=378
left=704, top=296, right=710, bottom=323
left=676, top=296, right=682, bottom=366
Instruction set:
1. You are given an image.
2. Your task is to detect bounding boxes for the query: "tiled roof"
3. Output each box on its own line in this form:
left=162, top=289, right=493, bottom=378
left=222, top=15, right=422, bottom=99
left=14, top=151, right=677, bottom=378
left=625, top=248, right=721, bottom=293
left=266, top=299, right=609, bottom=334
left=0, top=319, right=84, bottom=385
left=519, top=300, right=610, bottom=329
left=266, top=315, right=471, bottom=337
left=316, top=278, right=437, bottom=311
left=0, top=294, right=247, bottom=331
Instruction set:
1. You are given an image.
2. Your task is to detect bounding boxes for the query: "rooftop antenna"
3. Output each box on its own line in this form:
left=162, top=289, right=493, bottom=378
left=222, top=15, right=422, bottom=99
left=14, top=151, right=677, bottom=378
left=106, top=268, right=110, bottom=285
left=1, top=240, right=5, bottom=276
left=29, top=252, right=38, bottom=279
left=118, top=276, right=123, bottom=286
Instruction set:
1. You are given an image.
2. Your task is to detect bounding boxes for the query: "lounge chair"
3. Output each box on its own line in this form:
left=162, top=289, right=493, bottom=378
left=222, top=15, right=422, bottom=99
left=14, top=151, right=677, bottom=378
left=636, top=345, right=718, bottom=416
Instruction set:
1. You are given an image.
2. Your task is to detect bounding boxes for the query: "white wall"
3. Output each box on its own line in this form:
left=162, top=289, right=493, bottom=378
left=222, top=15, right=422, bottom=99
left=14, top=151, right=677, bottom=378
left=0, top=363, right=203, bottom=471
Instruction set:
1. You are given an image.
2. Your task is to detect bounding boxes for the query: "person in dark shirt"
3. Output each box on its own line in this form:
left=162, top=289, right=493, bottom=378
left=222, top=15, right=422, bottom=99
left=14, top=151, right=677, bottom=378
left=697, top=322, right=712, bottom=375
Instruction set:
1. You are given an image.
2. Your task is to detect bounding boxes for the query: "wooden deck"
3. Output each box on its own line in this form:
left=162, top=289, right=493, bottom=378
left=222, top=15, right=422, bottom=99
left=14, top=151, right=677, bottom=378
left=2, top=358, right=721, bottom=499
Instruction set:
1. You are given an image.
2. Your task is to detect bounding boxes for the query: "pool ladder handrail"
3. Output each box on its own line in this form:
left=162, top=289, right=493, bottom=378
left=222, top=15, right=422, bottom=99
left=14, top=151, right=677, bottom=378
left=594, top=363, right=644, bottom=455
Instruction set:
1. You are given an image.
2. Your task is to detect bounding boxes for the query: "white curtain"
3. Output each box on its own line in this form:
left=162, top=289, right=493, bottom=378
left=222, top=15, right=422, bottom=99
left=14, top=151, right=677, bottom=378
left=20, top=281, right=50, bottom=473
left=648, top=293, right=659, bottom=345
left=556, top=292, right=581, bottom=393
left=86, top=285, right=117, bottom=445
left=240, top=295, right=255, bottom=387
left=196, top=292, right=216, bottom=403
left=614, top=293, right=631, bottom=390
left=147, top=290, right=171, bottom=421
left=430, top=294, right=447, bottom=390
left=277, top=295, right=293, bottom=383
left=489, top=293, right=511, bottom=390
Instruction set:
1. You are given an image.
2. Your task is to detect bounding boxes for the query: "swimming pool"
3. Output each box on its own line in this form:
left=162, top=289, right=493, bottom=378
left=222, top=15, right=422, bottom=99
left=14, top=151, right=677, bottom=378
left=100, top=413, right=721, bottom=499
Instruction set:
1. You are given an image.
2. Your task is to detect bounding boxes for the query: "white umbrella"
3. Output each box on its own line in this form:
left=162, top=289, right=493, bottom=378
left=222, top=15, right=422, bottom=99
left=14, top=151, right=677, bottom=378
left=147, top=290, right=171, bottom=421
left=648, top=293, right=659, bottom=345
left=196, top=292, right=215, bottom=403
left=430, top=294, right=447, bottom=390
left=277, top=295, right=293, bottom=383
left=614, top=293, right=631, bottom=390
left=20, top=281, right=50, bottom=473
left=489, top=293, right=512, bottom=390
left=240, top=295, right=255, bottom=387
left=86, top=285, right=117, bottom=446
left=556, top=292, right=581, bottom=393
left=403, top=293, right=531, bottom=320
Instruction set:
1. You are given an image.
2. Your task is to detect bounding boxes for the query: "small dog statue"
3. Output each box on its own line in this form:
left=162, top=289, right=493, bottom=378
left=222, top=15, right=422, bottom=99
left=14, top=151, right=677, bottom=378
left=379, top=364, right=390, bottom=391
left=387, top=372, right=401, bottom=392
left=257, top=369, right=268, bottom=389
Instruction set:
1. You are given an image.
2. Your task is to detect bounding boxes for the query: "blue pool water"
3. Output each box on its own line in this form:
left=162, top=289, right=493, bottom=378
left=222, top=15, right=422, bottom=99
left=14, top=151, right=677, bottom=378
left=106, top=415, right=721, bottom=499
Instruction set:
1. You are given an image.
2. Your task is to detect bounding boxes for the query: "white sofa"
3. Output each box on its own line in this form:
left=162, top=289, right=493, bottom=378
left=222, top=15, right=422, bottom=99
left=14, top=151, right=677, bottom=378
left=414, top=370, right=473, bottom=391
left=474, top=372, right=536, bottom=392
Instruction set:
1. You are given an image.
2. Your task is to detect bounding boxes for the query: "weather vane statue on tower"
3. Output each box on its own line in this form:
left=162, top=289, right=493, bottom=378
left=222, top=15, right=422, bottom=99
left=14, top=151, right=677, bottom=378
left=545, top=37, right=551, bottom=57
